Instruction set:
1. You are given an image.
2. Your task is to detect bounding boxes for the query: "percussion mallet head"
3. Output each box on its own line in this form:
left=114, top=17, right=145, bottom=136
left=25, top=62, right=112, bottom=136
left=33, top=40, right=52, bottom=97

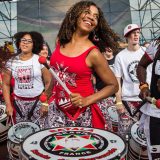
left=38, top=56, right=71, bottom=95
left=156, top=99, right=160, bottom=109
left=38, top=56, right=49, bottom=69
left=146, top=97, right=160, bottom=109
left=39, top=92, right=47, bottom=103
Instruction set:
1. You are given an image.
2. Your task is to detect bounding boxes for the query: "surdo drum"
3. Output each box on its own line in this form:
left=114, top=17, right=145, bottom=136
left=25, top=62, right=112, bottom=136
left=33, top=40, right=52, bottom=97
left=7, top=121, right=40, bottom=160
left=0, top=104, right=9, bottom=142
left=107, top=106, right=119, bottom=133
left=21, top=127, right=126, bottom=160
left=128, top=121, right=148, bottom=160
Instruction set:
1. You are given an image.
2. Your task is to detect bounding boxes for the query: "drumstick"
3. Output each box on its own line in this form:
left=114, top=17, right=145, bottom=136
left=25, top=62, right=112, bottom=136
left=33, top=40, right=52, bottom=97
left=119, top=112, right=137, bottom=122
left=21, top=116, right=41, bottom=139
left=132, top=97, right=160, bottom=117
left=10, top=115, right=15, bottom=135
left=10, top=115, right=15, bottom=125
left=38, top=56, right=71, bottom=95
left=145, top=96, right=160, bottom=108
left=124, top=113, right=137, bottom=122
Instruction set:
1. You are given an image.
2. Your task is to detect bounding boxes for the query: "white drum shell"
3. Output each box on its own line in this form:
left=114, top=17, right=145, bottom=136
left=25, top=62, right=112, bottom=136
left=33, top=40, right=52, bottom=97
left=128, top=121, right=148, bottom=160
left=7, top=121, right=40, bottom=160
left=0, top=107, right=9, bottom=142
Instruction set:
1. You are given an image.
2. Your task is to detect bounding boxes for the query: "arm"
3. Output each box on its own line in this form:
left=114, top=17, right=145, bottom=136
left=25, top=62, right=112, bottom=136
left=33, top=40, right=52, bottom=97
left=113, top=54, right=125, bottom=113
left=137, top=54, right=152, bottom=83
left=71, top=49, right=119, bottom=107
left=115, top=77, right=126, bottom=114
left=115, top=77, right=122, bottom=103
left=41, top=67, right=53, bottom=100
left=40, top=67, right=53, bottom=116
left=2, top=69, right=13, bottom=116
left=137, top=54, right=152, bottom=99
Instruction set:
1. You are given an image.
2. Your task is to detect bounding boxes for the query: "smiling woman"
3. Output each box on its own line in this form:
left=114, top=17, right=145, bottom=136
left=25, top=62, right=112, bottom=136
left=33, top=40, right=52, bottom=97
left=1, top=31, right=53, bottom=127
left=48, top=1, right=120, bottom=130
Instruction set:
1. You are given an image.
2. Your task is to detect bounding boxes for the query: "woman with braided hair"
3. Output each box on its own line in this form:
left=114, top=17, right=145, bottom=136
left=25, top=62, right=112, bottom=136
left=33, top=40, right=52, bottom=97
left=137, top=37, right=160, bottom=160
left=0, top=31, right=52, bottom=126
left=48, top=1, right=119, bottom=130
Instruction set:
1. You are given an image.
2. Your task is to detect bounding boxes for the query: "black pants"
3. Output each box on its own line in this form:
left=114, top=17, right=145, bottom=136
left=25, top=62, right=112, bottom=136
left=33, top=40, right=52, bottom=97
left=150, top=116, right=160, bottom=159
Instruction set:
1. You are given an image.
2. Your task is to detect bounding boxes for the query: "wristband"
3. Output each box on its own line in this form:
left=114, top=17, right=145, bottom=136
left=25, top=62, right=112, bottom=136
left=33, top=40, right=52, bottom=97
left=116, top=102, right=123, bottom=105
left=41, top=103, right=49, bottom=107
left=139, top=83, right=149, bottom=90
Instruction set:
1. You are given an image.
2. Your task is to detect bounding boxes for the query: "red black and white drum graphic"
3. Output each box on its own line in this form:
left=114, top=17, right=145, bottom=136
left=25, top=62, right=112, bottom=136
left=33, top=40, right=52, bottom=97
left=21, top=127, right=126, bottom=160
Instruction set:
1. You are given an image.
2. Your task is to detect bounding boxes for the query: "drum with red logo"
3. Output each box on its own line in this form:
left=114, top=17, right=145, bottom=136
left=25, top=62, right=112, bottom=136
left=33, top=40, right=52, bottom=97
left=0, top=104, right=9, bottom=142
left=107, top=106, right=119, bottom=133
left=128, top=121, right=148, bottom=160
left=21, top=127, right=126, bottom=160
left=7, top=121, right=40, bottom=160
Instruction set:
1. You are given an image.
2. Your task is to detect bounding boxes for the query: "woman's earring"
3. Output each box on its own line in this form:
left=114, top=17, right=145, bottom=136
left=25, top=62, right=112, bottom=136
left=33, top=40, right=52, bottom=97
left=93, top=30, right=99, bottom=42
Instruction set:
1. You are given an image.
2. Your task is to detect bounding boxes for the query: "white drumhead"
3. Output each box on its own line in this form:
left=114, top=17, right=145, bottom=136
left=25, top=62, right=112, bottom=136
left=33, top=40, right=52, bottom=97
left=107, top=106, right=119, bottom=122
left=22, top=127, right=126, bottom=160
left=0, top=113, right=7, bottom=123
left=8, top=121, right=40, bottom=144
left=131, top=121, right=147, bottom=146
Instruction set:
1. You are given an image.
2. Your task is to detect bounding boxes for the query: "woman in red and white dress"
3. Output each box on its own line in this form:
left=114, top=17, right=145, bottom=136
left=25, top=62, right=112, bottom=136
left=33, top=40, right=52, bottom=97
left=48, top=1, right=119, bottom=130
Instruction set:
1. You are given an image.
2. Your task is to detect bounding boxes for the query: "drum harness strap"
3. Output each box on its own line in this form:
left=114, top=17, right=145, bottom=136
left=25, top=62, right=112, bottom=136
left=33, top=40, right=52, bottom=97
left=122, top=100, right=146, bottom=117
left=122, top=101, right=133, bottom=116
left=13, top=96, right=39, bottom=120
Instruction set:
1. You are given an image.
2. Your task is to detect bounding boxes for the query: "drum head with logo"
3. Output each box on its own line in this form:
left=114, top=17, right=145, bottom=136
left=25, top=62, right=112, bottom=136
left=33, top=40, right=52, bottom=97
left=8, top=121, right=40, bottom=144
left=22, top=127, right=126, bottom=160
left=131, top=121, right=147, bottom=146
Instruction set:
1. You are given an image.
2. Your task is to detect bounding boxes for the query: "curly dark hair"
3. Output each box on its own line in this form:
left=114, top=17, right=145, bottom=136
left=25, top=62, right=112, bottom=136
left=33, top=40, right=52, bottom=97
left=57, top=1, right=120, bottom=53
left=14, top=31, right=44, bottom=54
left=0, top=31, right=44, bottom=70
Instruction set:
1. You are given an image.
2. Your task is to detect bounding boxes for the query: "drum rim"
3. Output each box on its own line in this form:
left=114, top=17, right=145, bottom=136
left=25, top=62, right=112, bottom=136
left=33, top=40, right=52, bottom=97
left=0, top=104, right=6, bottom=116
left=128, top=143, right=148, bottom=159
left=0, top=127, right=9, bottom=136
left=8, top=121, right=40, bottom=144
left=0, top=114, right=7, bottom=122
left=21, top=126, right=126, bottom=160
left=130, top=122, right=147, bottom=147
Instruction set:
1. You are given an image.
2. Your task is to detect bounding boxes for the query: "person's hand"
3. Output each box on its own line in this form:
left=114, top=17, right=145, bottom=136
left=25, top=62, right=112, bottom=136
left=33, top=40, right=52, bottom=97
left=139, top=87, right=151, bottom=100
left=40, top=103, right=48, bottom=117
left=116, top=102, right=125, bottom=114
left=6, top=105, right=13, bottom=116
left=70, top=93, right=87, bottom=108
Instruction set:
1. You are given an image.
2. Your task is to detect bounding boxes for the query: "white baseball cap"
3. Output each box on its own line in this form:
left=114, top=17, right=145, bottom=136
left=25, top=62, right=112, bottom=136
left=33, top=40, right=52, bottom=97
left=124, top=24, right=140, bottom=37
